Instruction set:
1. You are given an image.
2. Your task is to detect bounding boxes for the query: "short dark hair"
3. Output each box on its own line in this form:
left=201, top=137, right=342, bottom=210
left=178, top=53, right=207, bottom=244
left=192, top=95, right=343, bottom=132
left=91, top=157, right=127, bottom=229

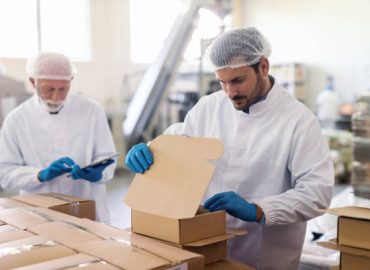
left=251, top=61, right=260, bottom=74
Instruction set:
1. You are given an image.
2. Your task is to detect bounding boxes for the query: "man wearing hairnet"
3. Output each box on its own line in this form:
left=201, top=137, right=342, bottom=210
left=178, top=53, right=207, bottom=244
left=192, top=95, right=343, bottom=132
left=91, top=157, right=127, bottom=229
left=0, top=52, right=116, bottom=224
left=125, top=28, right=334, bottom=269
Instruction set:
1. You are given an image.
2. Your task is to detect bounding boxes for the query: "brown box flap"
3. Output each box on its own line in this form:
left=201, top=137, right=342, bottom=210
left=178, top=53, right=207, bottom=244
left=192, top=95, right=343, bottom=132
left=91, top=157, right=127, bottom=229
left=318, top=206, right=370, bottom=220
left=318, top=241, right=370, bottom=258
left=124, top=135, right=223, bottom=219
left=184, top=234, right=232, bottom=247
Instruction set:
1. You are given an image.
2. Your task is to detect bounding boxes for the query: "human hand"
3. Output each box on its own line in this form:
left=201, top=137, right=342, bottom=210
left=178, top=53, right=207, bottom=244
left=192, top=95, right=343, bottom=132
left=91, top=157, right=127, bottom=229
left=71, top=159, right=114, bottom=182
left=204, top=191, right=257, bottom=222
left=124, top=143, right=153, bottom=173
left=38, top=157, right=75, bottom=182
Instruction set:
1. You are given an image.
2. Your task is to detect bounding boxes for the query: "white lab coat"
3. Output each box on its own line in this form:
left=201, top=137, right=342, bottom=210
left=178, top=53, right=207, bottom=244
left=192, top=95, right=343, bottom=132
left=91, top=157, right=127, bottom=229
left=0, top=94, right=116, bottom=224
left=165, top=81, right=334, bottom=270
left=316, top=90, right=339, bottom=128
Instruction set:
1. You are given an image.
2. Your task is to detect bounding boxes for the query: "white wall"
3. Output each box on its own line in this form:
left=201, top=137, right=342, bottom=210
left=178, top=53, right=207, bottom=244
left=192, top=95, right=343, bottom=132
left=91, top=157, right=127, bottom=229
left=0, top=0, right=140, bottom=114
left=242, top=0, right=370, bottom=109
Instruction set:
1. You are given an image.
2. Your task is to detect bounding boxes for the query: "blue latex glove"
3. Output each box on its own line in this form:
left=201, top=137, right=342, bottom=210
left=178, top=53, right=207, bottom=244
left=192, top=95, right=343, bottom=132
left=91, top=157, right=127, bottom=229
left=38, top=157, right=75, bottom=182
left=204, top=191, right=257, bottom=222
left=71, top=159, right=114, bottom=182
left=124, top=143, right=153, bottom=173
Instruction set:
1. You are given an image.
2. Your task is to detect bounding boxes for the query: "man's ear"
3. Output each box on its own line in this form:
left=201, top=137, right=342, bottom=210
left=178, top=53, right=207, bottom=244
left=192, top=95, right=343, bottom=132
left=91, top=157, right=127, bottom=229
left=29, top=77, right=35, bottom=87
left=259, top=57, right=269, bottom=78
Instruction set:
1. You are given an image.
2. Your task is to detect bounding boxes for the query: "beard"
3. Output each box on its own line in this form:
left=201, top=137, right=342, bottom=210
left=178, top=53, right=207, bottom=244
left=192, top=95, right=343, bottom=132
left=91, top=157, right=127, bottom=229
left=231, top=74, right=266, bottom=111
left=38, top=97, right=64, bottom=113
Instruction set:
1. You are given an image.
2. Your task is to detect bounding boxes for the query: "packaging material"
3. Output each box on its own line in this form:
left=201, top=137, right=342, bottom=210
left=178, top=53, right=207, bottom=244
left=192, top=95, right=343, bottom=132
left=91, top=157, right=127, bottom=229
left=12, top=192, right=95, bottom=220
left=125, top=135, right=225, bottom=244
left=0, top=235, right=76, bottom=269
left=319, top=206, right=370, bottom=250
left=15, top=253, right=120, bottom=270
left=0, top=207, right=83, bottom=230
left=0, top=224, right=34, bottom=244
left=318, top=241, right=370, bottom=270
left=0, top=197, right=31, bottom=209
left=205, top=259, right=255, bottom=270
left=28, top=221, right=205, bottom=270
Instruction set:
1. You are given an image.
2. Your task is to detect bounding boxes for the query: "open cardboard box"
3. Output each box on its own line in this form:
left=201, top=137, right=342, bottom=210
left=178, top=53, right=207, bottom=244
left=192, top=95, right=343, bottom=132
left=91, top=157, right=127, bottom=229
left=28, top=221, right=204, bottom=270
left=125, top=135, right=225, bottom=244
left=12, top=192, right=95, bottom=220
left=318, top=240, right=370, bottom=270
left=319, top=206, right=370, bottom=250
left=14, top=253, right=120, bottom=270
left=0, top=235, right=76, bottom=269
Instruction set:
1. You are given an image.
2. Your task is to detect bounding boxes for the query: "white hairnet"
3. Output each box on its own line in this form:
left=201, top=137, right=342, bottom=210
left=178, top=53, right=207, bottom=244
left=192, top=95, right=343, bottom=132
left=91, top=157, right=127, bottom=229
left=209, top=27, right=271, bottom=71
left=26, top=52, right=76, bottom=80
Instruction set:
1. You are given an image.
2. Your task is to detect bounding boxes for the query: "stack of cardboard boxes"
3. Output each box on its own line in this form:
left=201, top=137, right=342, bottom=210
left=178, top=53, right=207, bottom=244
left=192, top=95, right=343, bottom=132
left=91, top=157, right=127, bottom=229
left=124, top=135, right=253, bottom=269
left=0, top=198, right=204, bottom=269
left=318, top=206, right=370, bottom=269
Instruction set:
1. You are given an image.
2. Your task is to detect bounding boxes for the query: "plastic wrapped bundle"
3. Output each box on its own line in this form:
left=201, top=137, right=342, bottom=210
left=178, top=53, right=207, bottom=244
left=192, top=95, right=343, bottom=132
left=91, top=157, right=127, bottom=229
left=351, top=94, right=370, bottom=198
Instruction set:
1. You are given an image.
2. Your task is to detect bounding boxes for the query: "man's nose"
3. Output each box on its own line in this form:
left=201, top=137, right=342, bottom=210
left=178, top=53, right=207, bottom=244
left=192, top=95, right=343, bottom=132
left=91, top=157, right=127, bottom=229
left=226, top=84, right=238, bottom=98
left=50, top=91, right=65, bottom=101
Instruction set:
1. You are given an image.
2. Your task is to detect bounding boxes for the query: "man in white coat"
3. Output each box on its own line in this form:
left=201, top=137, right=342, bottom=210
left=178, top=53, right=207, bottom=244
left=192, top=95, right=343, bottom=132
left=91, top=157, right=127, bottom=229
left=0, top=52, right=116, bottom=224
left=125, top=28, right=334, bottom=269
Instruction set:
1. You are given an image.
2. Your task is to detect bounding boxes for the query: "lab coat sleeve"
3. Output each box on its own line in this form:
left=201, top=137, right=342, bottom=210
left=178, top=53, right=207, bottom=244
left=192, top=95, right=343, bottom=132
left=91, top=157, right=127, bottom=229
left=255, top=116, right=334, bottom=225
left=0, top=118, right=41, bottom=190
left=91, top=108, right=117, bottom=184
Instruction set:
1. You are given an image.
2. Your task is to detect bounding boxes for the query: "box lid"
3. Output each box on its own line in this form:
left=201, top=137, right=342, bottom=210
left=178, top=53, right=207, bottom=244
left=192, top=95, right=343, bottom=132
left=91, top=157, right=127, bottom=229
left=124, top=135, right=223, bottom=219
left=318, top=206, right=370, bottom=220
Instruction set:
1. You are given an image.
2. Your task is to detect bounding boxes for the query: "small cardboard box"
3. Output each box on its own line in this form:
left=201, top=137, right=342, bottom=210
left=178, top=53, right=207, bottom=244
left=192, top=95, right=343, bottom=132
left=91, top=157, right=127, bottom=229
left=125, top=135, right=225, bottom=244
left=205, top=259, right=256, bottom=270
left=12, top=192, right=96, bottom=220
left=28, top=221, right=205, bottom=270
left=15, top=253, right=120, bottom=270
left=0, top=224, right=34, bottom=244
left=318, top=241, right=370, bottom=270
left=320, top=206, right=370, bottom=250
left=0, top=235, right=76, bottom=269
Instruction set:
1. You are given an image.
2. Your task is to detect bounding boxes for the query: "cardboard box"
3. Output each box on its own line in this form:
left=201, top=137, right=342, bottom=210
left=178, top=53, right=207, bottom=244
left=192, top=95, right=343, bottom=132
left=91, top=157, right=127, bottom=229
left=0, top=207, right=83, bottom=230
left=0, top=235, right=76, bottom=269
left=320, top=206, right=370, bottom=250
left=15, top=253, right=120, bottom=270
left=205, top=259, right=255, bottom=270
left=12, top=192, right=96, bottom=220
left=28, top=221, right=205, bottom=270
left=319, top=241, right=370, bottom=270
left=125, top=135, right=225, bottom=244
left=0, top=197, right=31, bottom=209
left=0, top=224, right=34, bottom=244
left=132, top=209, right=226, bottom=244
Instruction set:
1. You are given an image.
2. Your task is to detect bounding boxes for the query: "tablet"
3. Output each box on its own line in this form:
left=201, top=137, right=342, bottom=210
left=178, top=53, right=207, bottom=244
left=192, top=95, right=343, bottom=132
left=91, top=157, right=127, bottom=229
left=80, top=153, right=120, bottom=170
left=66, top=153, right=120, bottom=177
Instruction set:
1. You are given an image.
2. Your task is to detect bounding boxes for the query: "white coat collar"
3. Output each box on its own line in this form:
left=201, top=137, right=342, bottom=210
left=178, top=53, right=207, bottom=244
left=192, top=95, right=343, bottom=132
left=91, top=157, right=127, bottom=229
left=238, top=78, right=284, bottom=118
